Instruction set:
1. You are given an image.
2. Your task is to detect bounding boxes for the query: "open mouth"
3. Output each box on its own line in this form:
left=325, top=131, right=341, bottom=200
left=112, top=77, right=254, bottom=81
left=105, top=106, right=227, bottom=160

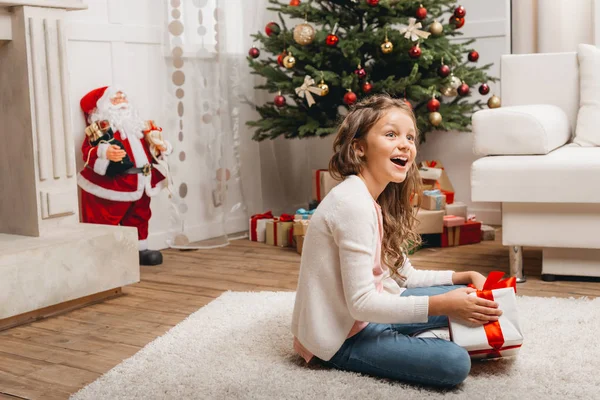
left=391, top=157, right=408, bottom=167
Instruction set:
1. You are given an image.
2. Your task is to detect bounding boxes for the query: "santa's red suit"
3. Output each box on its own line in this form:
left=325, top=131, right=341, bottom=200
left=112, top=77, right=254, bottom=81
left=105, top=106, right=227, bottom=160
left=77, top=86, right=172, bottom=265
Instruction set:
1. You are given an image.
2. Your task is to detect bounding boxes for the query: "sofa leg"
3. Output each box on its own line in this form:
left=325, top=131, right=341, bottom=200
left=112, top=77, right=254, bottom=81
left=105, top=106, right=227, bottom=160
left=509, top=246, right=526, bottom=283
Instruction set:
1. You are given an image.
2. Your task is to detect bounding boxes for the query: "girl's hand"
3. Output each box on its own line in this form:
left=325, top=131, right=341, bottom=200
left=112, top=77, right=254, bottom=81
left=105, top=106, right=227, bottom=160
left=431, top=287, right=502, bottom=325
left=470, top=271, right=487, bottom=291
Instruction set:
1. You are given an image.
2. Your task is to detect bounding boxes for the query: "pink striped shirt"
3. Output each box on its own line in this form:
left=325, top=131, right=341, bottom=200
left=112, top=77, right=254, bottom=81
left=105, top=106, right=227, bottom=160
left=293, top=201, right=384, bottom=363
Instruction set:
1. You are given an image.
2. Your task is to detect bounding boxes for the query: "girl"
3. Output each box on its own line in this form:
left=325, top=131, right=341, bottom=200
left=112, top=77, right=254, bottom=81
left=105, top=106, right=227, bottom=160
left=291, top=94, right=502, bottom=388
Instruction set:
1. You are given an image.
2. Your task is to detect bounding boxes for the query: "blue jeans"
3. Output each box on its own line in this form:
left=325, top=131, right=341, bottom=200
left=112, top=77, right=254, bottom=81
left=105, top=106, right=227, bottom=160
left=318, top=285, right=470, bottom=388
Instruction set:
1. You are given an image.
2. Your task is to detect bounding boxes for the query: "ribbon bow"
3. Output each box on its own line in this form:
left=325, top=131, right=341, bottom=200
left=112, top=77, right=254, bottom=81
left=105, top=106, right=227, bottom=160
left=295, top=75, right=323, bottom=107
left=295, top=208, right=315, bottom=217
left=469, top=271, right=517, bottom=356
left=251, top=210, right=274, bottom=221
left=279, top=213, right=294, bottom=223
left=400, top=18, right=431, bottom=42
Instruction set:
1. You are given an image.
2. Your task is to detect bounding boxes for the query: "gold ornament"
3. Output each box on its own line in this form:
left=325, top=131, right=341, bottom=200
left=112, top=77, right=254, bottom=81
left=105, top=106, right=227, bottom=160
left=488, top=94, right=501, bottom=108
left=293, top=22, right=315, bottom=45
left=283, top=52, right=296, bottom=69
left=430, top=20, right=443, bottom=36
left=317, top=79, right=329, bottom=96
left=441, top=86, right=457, bottom=97
left=381, top=39, right=393, bottom=54
left=429, top=111, right=442, bottom=126
left=450, top=74, right=461, bottom=89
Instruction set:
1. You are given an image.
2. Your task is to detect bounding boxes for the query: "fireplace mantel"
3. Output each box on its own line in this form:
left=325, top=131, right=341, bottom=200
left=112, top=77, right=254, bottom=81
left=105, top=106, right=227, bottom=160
left=0, top=0, right=139, bottom=329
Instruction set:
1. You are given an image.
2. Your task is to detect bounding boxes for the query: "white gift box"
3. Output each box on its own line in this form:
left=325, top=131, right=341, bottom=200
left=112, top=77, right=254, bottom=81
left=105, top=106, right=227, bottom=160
left=449, top=287, right=523, bottom=359
left=249, top=217, right=273, bottom=242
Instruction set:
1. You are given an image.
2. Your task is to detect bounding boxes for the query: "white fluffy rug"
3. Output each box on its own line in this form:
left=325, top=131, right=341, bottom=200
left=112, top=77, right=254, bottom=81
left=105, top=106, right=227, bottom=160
left=71, top=292, right=600, bottom=400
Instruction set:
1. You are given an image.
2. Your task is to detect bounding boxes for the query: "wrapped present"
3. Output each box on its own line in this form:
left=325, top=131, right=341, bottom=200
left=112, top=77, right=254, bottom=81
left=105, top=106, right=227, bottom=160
left=481, top=224, right=496, bottom=241
left=415, top=209, right=444, bottom=234
left=420, top=233, right=442, bottom=248
left=296, top=235, right=305, bottom=255
left=445, top=201, right=467, bottom=219
left=294, top=208, right=315, bottom=221
left=449, top=272, right=523, bottom=359
left=293, top=220, right=309, bottom=236
left=422, top=189, right=446, bottom=211
left=249, top=211, right=275, bottom=242
left=265, top=214, right=294, bottom=247
left=420, top=160, right=455, bottom=204
left=418, top=167, right=443, bottom=181
left=443, top=215, right=465, bottom=227
left=442, top=226, right=459, bottom=247
left=459, top=220, right=482, bottom=246
left=312, top=169, right=340, bottom=201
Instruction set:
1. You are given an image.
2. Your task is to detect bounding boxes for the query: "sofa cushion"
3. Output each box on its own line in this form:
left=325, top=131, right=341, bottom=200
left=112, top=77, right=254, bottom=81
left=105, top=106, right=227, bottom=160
left=575, top=44, right=600, bottom=147
left=472, top=105, right=571, bottom=156
left=471, top=145, right=600, bottom=203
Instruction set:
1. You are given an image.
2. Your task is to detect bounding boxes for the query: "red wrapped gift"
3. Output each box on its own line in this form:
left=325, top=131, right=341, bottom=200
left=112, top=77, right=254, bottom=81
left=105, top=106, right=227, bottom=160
left=459, top=220, right=482, bottom=246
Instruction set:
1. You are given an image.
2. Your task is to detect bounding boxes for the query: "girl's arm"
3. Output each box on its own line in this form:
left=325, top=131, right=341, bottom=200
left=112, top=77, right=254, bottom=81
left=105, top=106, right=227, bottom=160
left=396, top=257, right=454, bottom=288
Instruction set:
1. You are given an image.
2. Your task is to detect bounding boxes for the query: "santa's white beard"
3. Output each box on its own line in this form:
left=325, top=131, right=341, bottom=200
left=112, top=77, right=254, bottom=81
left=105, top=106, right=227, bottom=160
left=89, top=104, right=145, bottom=141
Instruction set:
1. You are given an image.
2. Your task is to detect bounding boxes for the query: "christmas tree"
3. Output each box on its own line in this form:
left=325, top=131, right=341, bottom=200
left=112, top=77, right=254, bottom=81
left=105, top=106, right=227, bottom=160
left=246, top=0, right=499, bottom=142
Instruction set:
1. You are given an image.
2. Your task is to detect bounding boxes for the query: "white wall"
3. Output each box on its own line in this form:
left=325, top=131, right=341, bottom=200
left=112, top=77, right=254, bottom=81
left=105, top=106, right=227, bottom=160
left=257, top=0, right=511, bottom=225
left=66, top=0, right=257, bottom=250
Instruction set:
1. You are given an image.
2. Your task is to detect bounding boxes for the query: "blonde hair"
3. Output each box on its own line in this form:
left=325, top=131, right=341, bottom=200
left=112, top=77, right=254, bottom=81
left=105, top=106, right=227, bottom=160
left=328, top=94, right=422, bottom=279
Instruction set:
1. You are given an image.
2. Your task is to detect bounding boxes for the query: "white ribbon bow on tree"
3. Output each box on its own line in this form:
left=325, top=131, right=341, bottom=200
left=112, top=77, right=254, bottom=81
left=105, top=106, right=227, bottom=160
left=295, top=75, right=323, bottom=107
left=400, top=17, right=431, bottom=41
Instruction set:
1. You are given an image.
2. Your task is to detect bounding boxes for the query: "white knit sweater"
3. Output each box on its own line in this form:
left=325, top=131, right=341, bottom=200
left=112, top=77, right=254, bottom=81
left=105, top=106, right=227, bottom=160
left=291, top=174, right=455, bottom=361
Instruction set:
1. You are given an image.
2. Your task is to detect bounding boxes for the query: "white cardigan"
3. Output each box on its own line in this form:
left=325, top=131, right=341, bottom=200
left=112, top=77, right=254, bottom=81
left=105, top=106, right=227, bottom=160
left=291, top=175, right=454, bottom=361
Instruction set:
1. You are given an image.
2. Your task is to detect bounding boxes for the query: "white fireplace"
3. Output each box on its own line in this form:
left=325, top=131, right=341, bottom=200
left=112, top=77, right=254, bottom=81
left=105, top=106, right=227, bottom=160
left=0, top=0, right=139, bottom=329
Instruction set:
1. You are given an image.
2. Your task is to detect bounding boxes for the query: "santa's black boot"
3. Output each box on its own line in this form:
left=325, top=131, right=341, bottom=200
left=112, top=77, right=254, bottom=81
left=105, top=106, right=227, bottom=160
left=139, top=249, right=163, bottom=266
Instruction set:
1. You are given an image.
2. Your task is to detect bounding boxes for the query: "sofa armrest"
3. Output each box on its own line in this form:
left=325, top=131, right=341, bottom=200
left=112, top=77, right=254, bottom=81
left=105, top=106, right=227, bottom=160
left=472, top=105, right=571, bottom=156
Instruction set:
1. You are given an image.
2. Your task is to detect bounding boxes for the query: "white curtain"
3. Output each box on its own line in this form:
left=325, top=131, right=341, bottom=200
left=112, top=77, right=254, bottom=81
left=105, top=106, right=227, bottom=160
left=512, top=0, right=594, bottom=54
left=162, top=0, right=269, bottom=248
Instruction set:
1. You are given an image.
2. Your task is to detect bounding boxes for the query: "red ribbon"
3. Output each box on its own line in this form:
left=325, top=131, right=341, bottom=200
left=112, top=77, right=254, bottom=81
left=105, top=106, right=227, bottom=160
left=279, top=213, right=294, bottom=222
left=250, top=210, right=274, bottom=241
left=471, top=271, right=517, bottom=357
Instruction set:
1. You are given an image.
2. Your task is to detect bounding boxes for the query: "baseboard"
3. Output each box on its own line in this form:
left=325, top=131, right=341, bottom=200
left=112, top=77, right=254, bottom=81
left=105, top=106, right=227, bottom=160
left=148, top=215, right=249, bottom=250
left=469, top=207, right=502, bottom=226
left=0, top=288, right=122, bottom=332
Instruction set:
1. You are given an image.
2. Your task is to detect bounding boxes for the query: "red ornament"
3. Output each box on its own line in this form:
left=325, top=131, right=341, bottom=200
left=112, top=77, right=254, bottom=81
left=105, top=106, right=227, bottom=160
left=427, top=98, right=440, bottom=112
left=454, top=5, right=466, bottom=18
left=416, top=5, right=427, bottom=20
left=355, top=66, right=367, bottom=80
left=344, top=91, right=357, bottom=106
left=277, top=52, right=286, bottom=67
left=451, top=16, right=465, bottom=29
left=458, top=83, right=470, bottom=96
left=367, top=0, right=379, bottom=6
left=289, top=0, right=301, bottom=5
left=468, top=50, right=479, bottom=62
left=248, top=46, right=260, bottom=58
left=362, top=81, right=373, bottom=94
left=265, top=22, right=281, bottom=37
left=479, top=83, right=490, bottom=95
left=326, top=34, right=339, bottom=46
left=409, top=45, right=422, bottom=59
left=438, top=64, right=450, bottom=78
left=274, top=94, right=286, bottom=108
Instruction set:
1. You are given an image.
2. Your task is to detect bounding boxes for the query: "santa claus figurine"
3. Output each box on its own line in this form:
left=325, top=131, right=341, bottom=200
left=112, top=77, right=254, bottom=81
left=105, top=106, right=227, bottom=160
left=77, top=86, right=173, bottom=266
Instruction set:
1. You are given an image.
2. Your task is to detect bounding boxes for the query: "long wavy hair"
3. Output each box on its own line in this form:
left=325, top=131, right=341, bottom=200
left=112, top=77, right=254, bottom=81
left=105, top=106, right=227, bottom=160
left=328, top=94, right=422, bottom=279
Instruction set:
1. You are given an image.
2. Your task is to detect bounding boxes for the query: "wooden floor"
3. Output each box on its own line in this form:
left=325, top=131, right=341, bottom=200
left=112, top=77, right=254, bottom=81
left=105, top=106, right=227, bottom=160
left=1, top=230, right=599, bottom=399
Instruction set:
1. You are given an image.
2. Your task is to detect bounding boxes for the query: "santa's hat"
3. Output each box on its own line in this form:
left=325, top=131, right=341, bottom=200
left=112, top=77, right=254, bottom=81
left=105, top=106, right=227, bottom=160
left=80, top=86, right=108, bottom=116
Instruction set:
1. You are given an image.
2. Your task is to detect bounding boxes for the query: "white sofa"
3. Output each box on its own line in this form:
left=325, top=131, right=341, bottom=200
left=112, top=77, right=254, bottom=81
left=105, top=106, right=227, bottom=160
left=471, top=48, right=600, bottom=282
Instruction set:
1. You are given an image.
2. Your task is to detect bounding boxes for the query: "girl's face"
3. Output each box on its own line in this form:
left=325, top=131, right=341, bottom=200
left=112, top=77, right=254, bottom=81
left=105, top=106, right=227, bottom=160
left=355, top=108, right=417, bottom=186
